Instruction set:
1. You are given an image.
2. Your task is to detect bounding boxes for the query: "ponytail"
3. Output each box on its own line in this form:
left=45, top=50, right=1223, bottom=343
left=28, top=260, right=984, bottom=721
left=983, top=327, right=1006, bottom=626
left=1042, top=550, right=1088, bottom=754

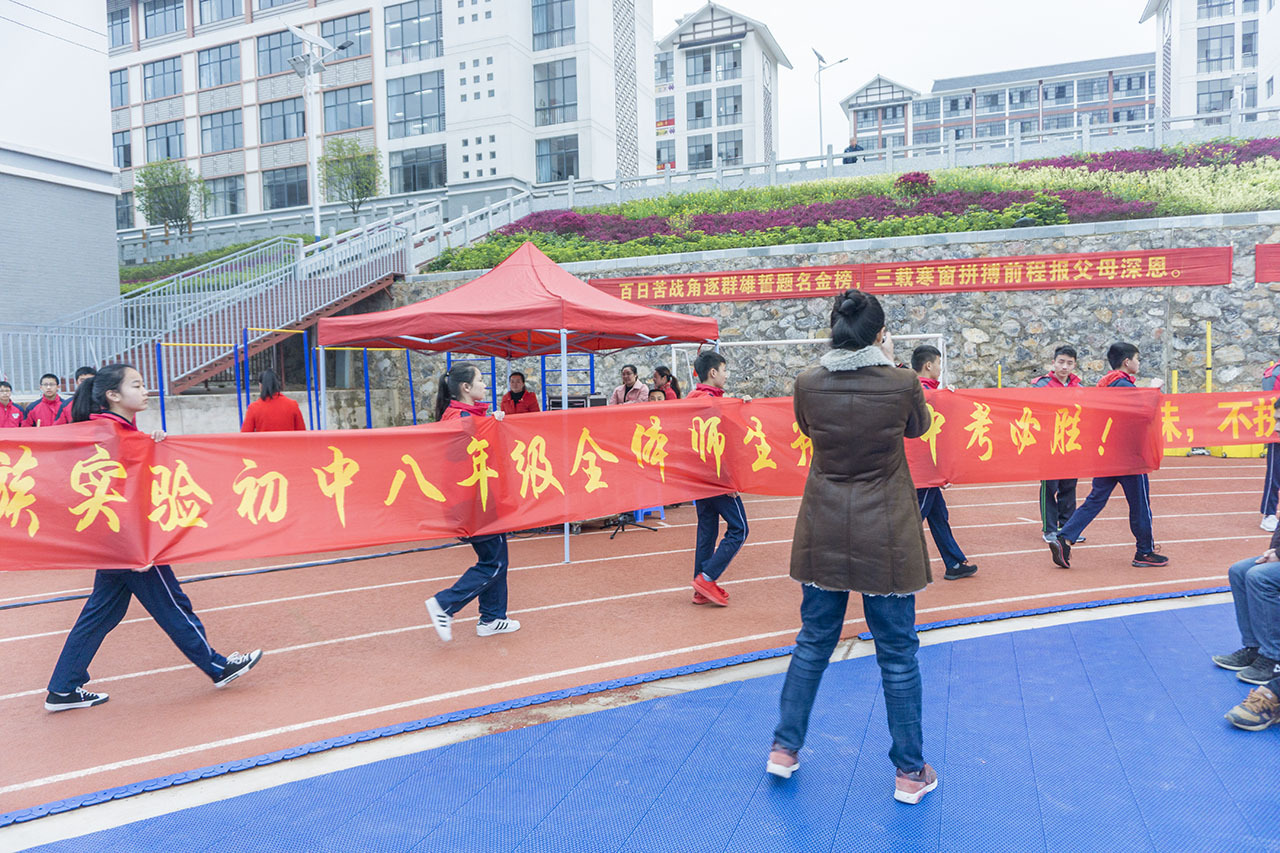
left=654, top=365, right=681, bottom=398
left=258, top=369, right=282, bottom=401
left=433, top=363, right=479, bottom=420
left=72, top=363, right=133, bottom=422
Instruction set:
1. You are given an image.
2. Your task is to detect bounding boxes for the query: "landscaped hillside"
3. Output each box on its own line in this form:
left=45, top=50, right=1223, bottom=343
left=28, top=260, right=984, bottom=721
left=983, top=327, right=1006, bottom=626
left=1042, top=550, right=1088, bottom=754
left=426, top=138, right=1280, bottom=272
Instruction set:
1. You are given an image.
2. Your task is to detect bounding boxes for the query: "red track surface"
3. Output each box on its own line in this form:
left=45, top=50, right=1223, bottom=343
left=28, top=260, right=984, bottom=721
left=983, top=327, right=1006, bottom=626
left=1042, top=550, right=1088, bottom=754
left=0, top=457, right=1265, bottom=813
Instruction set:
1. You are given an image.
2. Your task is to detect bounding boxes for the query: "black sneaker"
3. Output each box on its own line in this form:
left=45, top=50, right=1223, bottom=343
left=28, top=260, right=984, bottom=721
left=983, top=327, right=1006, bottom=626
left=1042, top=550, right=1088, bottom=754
left=45, top=687, right=109, bottom=712
left=1132, top=551, right=1169, bottom=567
left=944, top=562, right=978, bottom=580
left=1237, top=655, right=1280, bottom=686
left=1213, top=646, right=1259, bottom=671
left=1048, top=537, right=1071, bottom=569
left=1055, top=529, right=1084, bottom=543
left=213, top=649, right=263, bottom=688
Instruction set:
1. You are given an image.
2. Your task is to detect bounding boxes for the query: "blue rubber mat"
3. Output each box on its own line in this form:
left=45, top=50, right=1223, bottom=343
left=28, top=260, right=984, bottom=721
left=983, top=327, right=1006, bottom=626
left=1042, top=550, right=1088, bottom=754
left=27, top=604, right=1280, bottom=853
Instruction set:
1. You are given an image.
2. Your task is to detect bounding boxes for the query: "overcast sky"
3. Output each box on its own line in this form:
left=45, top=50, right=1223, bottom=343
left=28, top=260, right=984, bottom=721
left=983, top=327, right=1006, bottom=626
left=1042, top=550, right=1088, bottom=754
left=651, top=0, right=1156, bottom=159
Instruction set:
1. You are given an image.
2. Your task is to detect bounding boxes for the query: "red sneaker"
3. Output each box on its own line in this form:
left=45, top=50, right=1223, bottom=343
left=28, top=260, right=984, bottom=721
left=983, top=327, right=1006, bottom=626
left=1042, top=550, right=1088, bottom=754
left=894, top=763, right=938, bottom=804
left=691, top=574, right=729, bottom=606
left=692, top=590, right=711, bottom=605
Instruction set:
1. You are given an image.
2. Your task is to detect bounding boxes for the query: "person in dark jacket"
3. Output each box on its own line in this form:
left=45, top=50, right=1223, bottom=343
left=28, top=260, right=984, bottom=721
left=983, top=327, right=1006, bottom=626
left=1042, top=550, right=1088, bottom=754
left=1032, top=345, right=1083, bottom=542
left=767, top=290, right=938, bottom=805
left=842, top=138, right=863, bottom=164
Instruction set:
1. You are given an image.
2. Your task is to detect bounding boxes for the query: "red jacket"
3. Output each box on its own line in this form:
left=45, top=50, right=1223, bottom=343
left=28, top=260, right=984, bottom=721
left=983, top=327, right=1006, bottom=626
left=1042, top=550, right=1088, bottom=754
left=918, top=376, right=940, bottom=390
left=1031, top=372, right=1082, bottom=388
left=686, top=383, right=725, bottom=399
left=241, top=394, right=306, bottom=432
left=660, top=385, right=678, bottom=400
left=22, top=396, right=71, bottom=427
left=0, top=402, right=23, bottom=428
left=440, top=400, right=490, bottom=421
left=500, top=391, right=540, bottom=415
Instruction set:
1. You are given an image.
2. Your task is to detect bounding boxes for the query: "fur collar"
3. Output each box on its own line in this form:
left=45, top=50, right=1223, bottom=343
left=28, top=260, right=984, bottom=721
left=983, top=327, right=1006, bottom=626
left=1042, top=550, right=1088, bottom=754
left=820, top=345, right=894, bottom=372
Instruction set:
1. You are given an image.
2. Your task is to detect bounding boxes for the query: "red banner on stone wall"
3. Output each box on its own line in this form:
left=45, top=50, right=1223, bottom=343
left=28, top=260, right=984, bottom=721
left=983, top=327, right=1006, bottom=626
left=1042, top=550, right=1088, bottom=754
left=1258, top=243, right=1280, bottom=284
left=589, top=247, right=1233, bottom=305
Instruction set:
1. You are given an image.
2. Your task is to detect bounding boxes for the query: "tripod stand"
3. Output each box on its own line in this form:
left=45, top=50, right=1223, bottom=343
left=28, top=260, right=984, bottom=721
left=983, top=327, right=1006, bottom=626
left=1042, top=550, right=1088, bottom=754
left=604, top=511, right=659, bottom=539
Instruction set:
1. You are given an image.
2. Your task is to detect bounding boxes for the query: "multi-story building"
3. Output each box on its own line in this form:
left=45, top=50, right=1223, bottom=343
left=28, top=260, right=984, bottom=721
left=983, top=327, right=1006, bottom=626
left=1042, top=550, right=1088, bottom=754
left=107, top=0, right=654, bottom=229
left=840, top=54, right=1157, bottom=151
left=1260, top=0, right=1280, bottom=110
left=1140, top=0, right=1262, bottom=122
left=651, top=2, right=789, bottom=172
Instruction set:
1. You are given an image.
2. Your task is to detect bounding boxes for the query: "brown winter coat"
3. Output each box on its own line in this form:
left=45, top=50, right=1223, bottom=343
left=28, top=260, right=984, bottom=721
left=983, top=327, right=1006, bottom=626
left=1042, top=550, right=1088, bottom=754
left=789, top=346, right=933, bottom=595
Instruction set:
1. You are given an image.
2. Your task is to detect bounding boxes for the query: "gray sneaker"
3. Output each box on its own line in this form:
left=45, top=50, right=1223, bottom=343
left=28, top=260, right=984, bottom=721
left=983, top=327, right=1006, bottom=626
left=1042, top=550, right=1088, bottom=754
left=1213, top=647, right=1259, bottom=671
left=1237, top=655, right=1280, bottom=686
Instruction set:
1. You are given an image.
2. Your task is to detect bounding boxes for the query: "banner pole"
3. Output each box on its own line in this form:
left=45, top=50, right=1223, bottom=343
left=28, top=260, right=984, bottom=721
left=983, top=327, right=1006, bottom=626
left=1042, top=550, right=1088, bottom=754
left=1171, top=369, right=1179, bottom=395
left=362, top=348, right=372, bottom=429
left=318, top=346, right=328, bottom=429
left=406, top=349, right=417, bottom=425
left=562, top=329, right=570, bottom=564
left=155, top=341, right=167, bottom=433
left=233, top=343, right=244, bottom=426
left=1205, top=321, right=1213, bottom=393
left=997, top=363, right=1003, bottom=388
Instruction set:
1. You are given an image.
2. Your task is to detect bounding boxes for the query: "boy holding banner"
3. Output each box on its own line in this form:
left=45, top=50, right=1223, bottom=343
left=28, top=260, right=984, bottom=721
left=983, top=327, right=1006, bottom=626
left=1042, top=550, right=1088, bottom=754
left=1032, top=345, right=1084, bottom=544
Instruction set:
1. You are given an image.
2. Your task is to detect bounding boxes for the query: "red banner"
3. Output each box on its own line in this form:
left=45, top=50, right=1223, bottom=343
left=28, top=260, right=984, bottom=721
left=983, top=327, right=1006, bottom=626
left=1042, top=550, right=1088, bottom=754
left=1161, top=390, right=1278, bottom=445
left=0, top=389, right=1167, bottom=572
left=588, top=247, right=1232, bottom=306
left=1258, top=243, right=1280, bottom=284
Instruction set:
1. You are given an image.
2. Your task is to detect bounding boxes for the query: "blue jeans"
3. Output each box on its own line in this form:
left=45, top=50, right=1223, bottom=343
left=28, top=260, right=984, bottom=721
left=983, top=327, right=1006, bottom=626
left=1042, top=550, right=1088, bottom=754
left=773, top=585, right=925, bottom=773
left=1227, top=556, right=1280, bottom=660
left=434, top=534, right=510, bottom=622
left=693, top=494, right=748, bottom=582
left=1262, top=443, right=1280, bottom=517
left=917, top=487, right=966, bottom=569
left=1057, top=474, right=1154, bottom=553
left=49, top=566, right=228, bottom=693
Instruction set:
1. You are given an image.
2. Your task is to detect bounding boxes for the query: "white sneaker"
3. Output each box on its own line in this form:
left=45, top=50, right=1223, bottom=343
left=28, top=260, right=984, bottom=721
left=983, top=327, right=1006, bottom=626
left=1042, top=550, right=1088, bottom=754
left=425, top=597, right=453, bottom=642
left=476, top=618, right=521, bottom=637
left=1262, top=515, right=1278, bottom=532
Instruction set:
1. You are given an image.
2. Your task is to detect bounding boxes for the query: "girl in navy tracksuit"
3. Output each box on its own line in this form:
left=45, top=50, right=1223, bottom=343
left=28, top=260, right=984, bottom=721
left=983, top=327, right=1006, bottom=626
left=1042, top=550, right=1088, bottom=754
left=424, top=363, right=520, bottom=642
left=45, top=364, right=262, bottom=711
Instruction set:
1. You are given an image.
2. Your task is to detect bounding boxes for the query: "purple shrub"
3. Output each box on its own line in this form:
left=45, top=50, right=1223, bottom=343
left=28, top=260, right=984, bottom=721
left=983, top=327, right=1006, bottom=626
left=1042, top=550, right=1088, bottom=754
left=894, top=171, right=936, bottom=195
left=1015, top=137, right=1280, bottom=172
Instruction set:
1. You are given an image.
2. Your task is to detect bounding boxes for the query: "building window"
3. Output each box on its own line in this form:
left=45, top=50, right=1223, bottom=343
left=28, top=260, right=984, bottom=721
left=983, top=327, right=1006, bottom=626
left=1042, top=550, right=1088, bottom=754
left=143, top=0, right=183, bottom=38
left=882, top=104, right=905, bottom=124
left=390, top=145, right=446, bottom=192
left=686, top=48, right=711, bottom=85
left=387, top=71, right=445, bottom=138
left=323, top=12, right=371, bottom=58
left=975, top=120, right=1005, bottom=138
left=1041, top=83, right=1071, bottom=105
left=952, top=126, right=972, bottom=140
left=687, top=89, right=711, bottom=129
left=977, top=90, right=1005, bottom=114
left=1243, top=0, right=1258, bottom=8
left=1242, top=20, right=1257, bottom=69
left=199, top=0, right=242, bottom=24
left=323, top=84, right=373, bottom=132
left=143, top=57, right=182, bottom=100
left=145, top=120, right=184, bottom=161
left=656, top=138, right=675, bottom=169
left=716, top=85, right=742, bottom=125
left=535, top=134, right=577, bottom=181
left=1112, top=107, right=1145, bottom=124
left=655, top=51, right=673, bottom=84
left=717, top=129, right=742, bottom=164
left=1197, top=0, right=1233, bottom=18
left=259, top=0, right=293, bottom=8
left=533, top=59, right=577, bottom=126
left=715, top=43, right=742, bottom=81
left=1042, top=114, right=1074, bottom=130
left=262, top=166, right=308, bottom=209
left=655, top=95, right=675, bottom=126
left=913, top=128, right=941, bottom=144
left=113, top=131, right=132, bottom=168
left=110, top=69, right=129, bottom=108
left=912, top=98, right=940, bottom=120
left=260, top=97, right=304, bottom=143
left=1113, top=73, right=1147, bottom=97
left=205, top=175, right=245, bottom=217
left=943, top=94, right=972, bottom=116
left=108, top=7, right=131, bottom=47
left=1197, top=77, right=1234, bottom=115
left=200, top=109, right=242, bottom=152
left=116, top=192, right=134, bottom=229
left=532, top=0, right=574, bottom=50
left=1008, top=87, right=1037, bottom=109
left=1198, top=24, right=1234, bottom=72
left=1014, top=118, right=1038, bottom=134
left=1078, top=77, right=1109, bottom=103
left=1268, top=77, right=1275, bottom=99
left=687, top=133, right=712, bottom=169
left=386, top=0, right=443, bottom=65
left=198, top=43, right=240, bottom=88
left=257, top=30, right=303, bottom=77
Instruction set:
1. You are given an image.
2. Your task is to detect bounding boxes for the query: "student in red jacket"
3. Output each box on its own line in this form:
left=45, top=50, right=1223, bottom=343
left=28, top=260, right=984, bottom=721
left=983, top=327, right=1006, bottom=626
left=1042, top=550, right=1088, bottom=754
left=1032, top=345, right=1083, bottom=542
left=240, top=370, right=306, bottom=432
left=0, top=381, right=23, bottom=428
left=22, top=373, right=72, bottom=427
left=499, top=371, right=540, bottom=415
left=650, top=366, right=682, bottom=400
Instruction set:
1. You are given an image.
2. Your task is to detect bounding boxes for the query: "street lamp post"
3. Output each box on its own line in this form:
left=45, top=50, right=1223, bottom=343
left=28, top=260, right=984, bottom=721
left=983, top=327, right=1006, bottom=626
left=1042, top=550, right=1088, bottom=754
left=288, top=25, right=353, bottom=242
left=812, top=48, right=847, bottom=157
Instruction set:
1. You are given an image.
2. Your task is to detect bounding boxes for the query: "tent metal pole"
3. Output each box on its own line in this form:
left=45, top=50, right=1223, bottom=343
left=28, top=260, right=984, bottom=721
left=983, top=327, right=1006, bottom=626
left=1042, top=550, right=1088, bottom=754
left=561, top=329, right=570, bottom=564
left=318, top=346, right=328, bottom=429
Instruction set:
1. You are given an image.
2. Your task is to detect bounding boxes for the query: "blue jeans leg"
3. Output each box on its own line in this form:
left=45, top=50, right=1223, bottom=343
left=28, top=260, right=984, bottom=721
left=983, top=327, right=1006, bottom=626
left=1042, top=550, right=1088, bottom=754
left=862, top=593, right=925, bottom=773
left=773, top=585, right=848, bottom=751
left=1118, top=474, right=1155, bottom=554
left=435, top=534, right=510, bottom=620
left=1058, top=477, right=1119, bottom=542
left=1229, top=556, right=1262, bottom=650
left=1262, top=444, right=1280, bottom=516
left=918, top=488, right=966, bottom=568
left=694, top=494, right=748, bottom=582
left=1243, top=560, right=1280, bottom=660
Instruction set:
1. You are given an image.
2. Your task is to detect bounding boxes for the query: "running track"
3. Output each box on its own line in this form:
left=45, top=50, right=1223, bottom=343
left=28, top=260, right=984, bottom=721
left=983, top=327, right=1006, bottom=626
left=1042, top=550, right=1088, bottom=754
left=0, top=458, right=1266, bottom=814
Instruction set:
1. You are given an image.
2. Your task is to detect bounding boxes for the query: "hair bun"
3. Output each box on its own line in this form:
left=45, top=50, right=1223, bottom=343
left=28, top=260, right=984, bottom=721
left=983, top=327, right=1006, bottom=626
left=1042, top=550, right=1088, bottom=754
left=835, top=289, right=867, bottom=317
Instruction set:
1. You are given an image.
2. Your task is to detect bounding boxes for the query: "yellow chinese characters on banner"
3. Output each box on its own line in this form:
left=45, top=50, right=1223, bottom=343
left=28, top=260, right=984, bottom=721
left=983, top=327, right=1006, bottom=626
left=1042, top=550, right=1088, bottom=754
left=569, top=427, right=619, bottom=493
left=233, top=459, right=289, bottom=524
left=0, top=445, right=40, bottom=538
left=69, top=445, right=127, bottom=533
left=148, top=460, right=213, bottom=531
left=313, top=446, right=360, bottom=527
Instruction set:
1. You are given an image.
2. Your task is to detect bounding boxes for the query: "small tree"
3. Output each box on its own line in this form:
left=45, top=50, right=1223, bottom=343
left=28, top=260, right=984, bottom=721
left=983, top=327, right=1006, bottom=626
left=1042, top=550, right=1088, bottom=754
left=320, top=137, right=386, bottom=216
left=134, top=159, right=209, bottom=232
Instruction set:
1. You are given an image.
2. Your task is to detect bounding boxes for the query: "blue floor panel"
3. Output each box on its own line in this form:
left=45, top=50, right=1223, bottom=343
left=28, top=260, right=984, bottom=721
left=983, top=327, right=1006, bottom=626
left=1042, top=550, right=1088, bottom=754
left=28, top=603, right=1280, bottom=853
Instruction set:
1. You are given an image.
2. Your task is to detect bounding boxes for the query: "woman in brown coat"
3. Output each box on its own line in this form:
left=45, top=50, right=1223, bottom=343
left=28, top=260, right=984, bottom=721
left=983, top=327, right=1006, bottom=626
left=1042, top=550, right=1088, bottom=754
left=766, top=290, right=939, bottom=805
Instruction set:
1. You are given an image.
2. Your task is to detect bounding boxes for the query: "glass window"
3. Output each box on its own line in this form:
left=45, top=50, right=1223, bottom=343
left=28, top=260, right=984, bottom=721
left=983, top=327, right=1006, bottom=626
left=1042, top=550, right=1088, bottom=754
left=687, top=89, right=711, bottom=129
left=1198, top=24, right=1234, bottom=72
left=390, top=145, right=446, bottom=193
left=198, top=43, right=240, bottom=88
left=1243, top=0, right=1258, bottom=9
left=686, top=48, right=711, bottom=85
left=1112, top=107, right=1145, bottom=124
left=912, top=99, right=940, bottom=120
left=1008, top=86, right=1037, bottom=109
left=323, top=12, right=371, bottom=58
left=386, top=0, right=443, bottom=65
left=259, top=0, right=293, bottom=8
left=715, top=43, right=742, bottom=81
left=952, top=126, right=972, bottom=140
left=143, top=0, right=183, bottom=38
left=205, top=175, right=245, bottom=217
left=913, top=127, right=941, bottom=145
left=1042, top=114, right=1074, bottom=130
left=654, top=51, right=673, bottom=84
left=262, top=165, right=308, bottom=209
left=110, top=69, right=129, bottom=108
left=1197, top=77, right=1235, bottom=115
left=1243, top=20, right=1257, bottom=69
left=1269, top=77, right=1275, bottom=99
left=532, top=0, right=574, bottom=50
left=656, top=138, right=675, bottom=169
left=1197, top=0, right=1233, bottom=17
left=324, top=84, right=373, bottom=132
left=257, top=30, right=303, bottom=77
left=145, top=120, right=184, bottom=161
left=716, top=85, right=742, bottom=125
left=535, top=135, right=578, bottom=182
left=533, top=59, right=577, bottom=126
left=943, top=94, right=972, bottom=116
left=116, top=192, right=134, bottom=229
left=113, top=131, right=132, bottom=168
left=856, top=108, right=877, bottom=124
left=1077, top=77, right=1109, bottom=102
left=200, top=109, right=242, bottom=152
left=655, top=96, right=675, bottom=125
left=1113, top=73, right=1147, bottom=97
left=687, top=133, right=712, bottom=169
left=108, top=7, right=130, bottom=47
left=882, top=104, right=905, bottom=124
left=1041, top=83, right=1072, bottom=105
left=143, top=57, right=182, bottom=100
left=716, top=129, right=742, bottom=164
left=387, top=71, right=446, bottom=138
left=975, top=120, right=1005, bottom=137
left=259, top=97, right=304, bottom=143
left=199, top=0, right=241, bottom=23
left=1014, top=118, right=1038, bottom=134
left=977, top=90, right=1005, bottom=114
